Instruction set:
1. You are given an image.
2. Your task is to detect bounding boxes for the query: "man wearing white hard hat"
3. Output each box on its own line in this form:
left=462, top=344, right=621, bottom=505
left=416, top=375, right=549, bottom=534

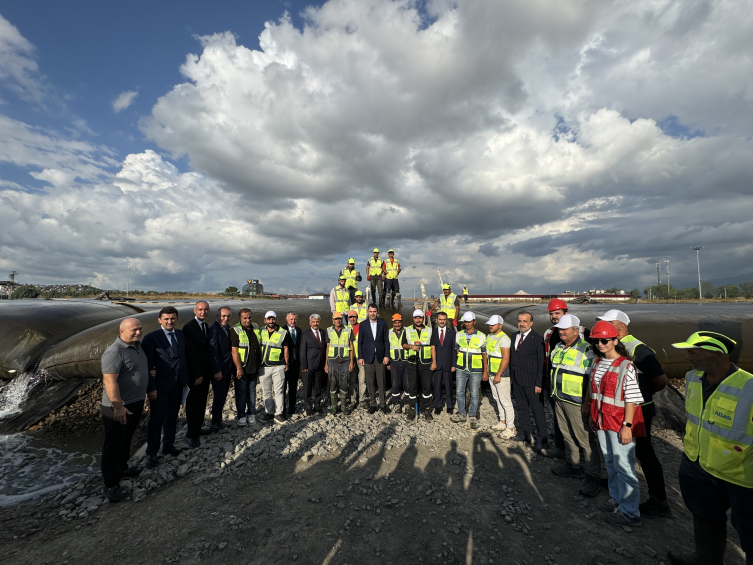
left=597, top=309, right=670, bottom=518
left=486, top=315, right=515, bottom=438
left=451, top=311, right=487, bottom=430
left=549, top=313, right=601, bottom=498
left=405, top=309, right=434, bottom=421
left=258, top=311, right=292, bottom=424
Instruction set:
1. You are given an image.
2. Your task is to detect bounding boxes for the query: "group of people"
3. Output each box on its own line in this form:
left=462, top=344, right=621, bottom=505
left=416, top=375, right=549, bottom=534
left=99, top=292, right=752, bottom=565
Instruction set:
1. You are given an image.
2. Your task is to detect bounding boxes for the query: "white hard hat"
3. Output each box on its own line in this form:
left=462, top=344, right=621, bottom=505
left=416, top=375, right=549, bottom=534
left=461, top=312, right=476, bottom=322
left=264, top=310, right=277, bottom=319
left=597, top=309, right=630, bottom=325
left=553, top=313, right=580, bottom=329
left=486, top=315, right=504, bottom=326
left=413, top=309, right=424, bottom=317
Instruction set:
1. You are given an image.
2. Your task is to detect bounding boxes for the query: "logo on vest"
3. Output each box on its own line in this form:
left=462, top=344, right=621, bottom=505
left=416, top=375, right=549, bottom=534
left=714, top=410, right=732, bottom=421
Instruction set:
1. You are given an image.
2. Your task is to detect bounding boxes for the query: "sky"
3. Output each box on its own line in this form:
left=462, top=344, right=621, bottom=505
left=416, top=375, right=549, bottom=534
left=0, top=0, right=752, bottom=295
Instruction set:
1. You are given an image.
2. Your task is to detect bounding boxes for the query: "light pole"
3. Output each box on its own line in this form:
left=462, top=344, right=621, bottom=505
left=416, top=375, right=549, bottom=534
left=412, top=266, right=417, bottom=300
left=692, top=247, right=703, bottom=300
left=666, top=259, right=670, bottom=298
left=127, top=263, right=130, bottom=298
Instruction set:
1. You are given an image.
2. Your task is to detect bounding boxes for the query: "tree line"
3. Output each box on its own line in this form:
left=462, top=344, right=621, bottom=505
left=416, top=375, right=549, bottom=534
left=643, top=282, right=753, bottom=300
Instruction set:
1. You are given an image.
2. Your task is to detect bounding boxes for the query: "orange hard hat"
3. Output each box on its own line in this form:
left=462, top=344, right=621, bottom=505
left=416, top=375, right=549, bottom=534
left=590, top=320, right=620, bottom=339
left=547, top=298, right=568, bottom=312
left=392, top=313, right=402, bottom=321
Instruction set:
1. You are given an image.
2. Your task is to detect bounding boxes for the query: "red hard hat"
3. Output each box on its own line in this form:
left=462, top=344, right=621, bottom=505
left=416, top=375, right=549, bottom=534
left=590, top=320, right=620, bottom=339
left=547, top=298, right=568, bottom=312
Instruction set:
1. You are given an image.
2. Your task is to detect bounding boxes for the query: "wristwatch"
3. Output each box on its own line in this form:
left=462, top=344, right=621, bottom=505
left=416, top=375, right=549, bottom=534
left=622, top=421, right=632, bottom=428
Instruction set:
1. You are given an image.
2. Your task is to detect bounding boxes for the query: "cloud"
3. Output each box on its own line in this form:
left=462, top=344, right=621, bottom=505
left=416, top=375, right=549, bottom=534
left=112, top=90, right=138, bottom=113
left=0, top=14, right=43, bottom=102
left=478, top=243, right=500, bottom=257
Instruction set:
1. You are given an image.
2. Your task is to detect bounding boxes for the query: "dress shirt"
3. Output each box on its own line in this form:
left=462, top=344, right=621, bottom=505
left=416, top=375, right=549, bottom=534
left=162, top=327, right=177, bottom=348
left=195, top=316, right=208, bottom=336
left=370, top=320, right=377, bottom=340
left=515, top=329, right=531, bottom=349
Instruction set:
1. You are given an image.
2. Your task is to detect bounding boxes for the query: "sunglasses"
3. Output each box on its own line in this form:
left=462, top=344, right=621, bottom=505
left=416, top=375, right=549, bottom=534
left=348, top=316, right=357, bottom=319
left=594, top=338, right=615, bottom=345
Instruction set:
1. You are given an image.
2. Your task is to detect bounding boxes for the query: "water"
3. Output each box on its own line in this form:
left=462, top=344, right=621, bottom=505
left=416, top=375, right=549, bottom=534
left=0, top=369, right=66, bottom=420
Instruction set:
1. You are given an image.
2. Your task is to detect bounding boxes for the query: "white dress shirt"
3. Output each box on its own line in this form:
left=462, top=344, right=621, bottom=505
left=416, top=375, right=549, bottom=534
left=370, top=320, right=378, bottom=340
left=515, top=329, right=531, bottom=349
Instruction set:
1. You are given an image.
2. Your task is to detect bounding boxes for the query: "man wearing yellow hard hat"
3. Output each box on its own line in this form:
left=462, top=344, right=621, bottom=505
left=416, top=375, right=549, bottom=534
left=366, top=248, right=385, bottom=307
left=339, top=258, right=361, bottom=305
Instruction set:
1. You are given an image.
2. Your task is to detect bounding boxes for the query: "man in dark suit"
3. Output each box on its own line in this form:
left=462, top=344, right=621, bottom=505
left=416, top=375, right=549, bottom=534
left=183, top=301, right=214, bottom=447
left=509, top=310, right=548, bottom=453
left=430, top=311, right=457, bottom=414
left=207, top=306, right=233, bottom=432
left=300, top=313, right=328, bottom=415
left=357, top=304, right=390, bottom=414
left=142, top=307, right=189, bottom=469
left=283, top=312, right=302, bottom=415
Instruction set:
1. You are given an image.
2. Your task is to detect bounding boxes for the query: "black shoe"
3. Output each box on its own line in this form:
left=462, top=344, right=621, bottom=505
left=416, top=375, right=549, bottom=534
left=210, top=423, right=224, bottom=433
left=103, top=485, right=123, bottom=503
left=424, top=408, right=434, bottom=421
left=368, top=405, right=378, bottom=414
left=434, top=407, right=442, bottom=415
left=198, top=428, right=212, bottom=436
left=579, top=474, right=601, bottom=498
left=551, top=462, right=585, bottom=479
left=511, top=433, right=531, bottom=443
left=274, top=414, right=287, bottom=424
left=533, top=441, right=547, bottom=454
left=145, top=455, right=158, bottom=469
left=122, top=466, right=140, bottom=478
left=639, top=496, right=673, bottom=518
left=187, top=438, right=201, bottom=449
left=405, top=408, right=415, bottom=420
left=305, top=408, right=314, bottom=416
left=382, top=405, right=390, bottom=414
left=258, top=413, right=274, bottom=423
left=393, top=403, right=403, bottom=414
left=446, top=407, right=453, bottom=415
left=162, top=447, right=183, bottom=456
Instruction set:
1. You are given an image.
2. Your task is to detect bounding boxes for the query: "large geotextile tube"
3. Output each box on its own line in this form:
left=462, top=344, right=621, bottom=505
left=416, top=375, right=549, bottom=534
left=0, top=299, right=142, bottom=380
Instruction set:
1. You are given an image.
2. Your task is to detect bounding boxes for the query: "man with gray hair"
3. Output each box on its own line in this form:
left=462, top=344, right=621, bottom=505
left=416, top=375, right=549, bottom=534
left=300, top=313, right=328, bottom=415
left=184, top=300, right=214, bottom=446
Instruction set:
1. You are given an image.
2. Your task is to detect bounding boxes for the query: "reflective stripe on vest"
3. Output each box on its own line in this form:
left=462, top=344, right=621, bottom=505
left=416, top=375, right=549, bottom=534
left=340, top=267, right=359, bottom=289
left=333, top=287, right=350, bottom=313
left=684, top=368, right=753, bottom=487
left=389, top=329, right=406, bottom=361
left=260, top=327, right=287, bottom=366
left=456, top=331, right=485, bottom=371
left=621, top=334, right=655, bottom=406
left=327, top=327, right=352, bottom=359
left=406, top=325, right=432, bottom=364
left=550, top=339, right=593, bottom=405
left=440, top=293, right=457, bottom=319
left=350, top=303, right=368, bottom=323
left=591, top=357, right=633, bottom=432
left=486, top=331, right=510, bottom=376
left=232, top=323, right=259, bottom=367
left=384, top=259, right=399, bottom=279
left=368, top=258, right=383, bottom=276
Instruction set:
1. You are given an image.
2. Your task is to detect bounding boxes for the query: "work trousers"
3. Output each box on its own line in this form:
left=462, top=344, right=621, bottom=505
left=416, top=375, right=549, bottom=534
left=597, top=429, right=640, bottom=519
left=185, top=374, right=211, bottom=439
left=408, top=361, right=433, bottom=410
left=390, top=361, right=410, bottom=404
left=370, top=277, right=384, bottom=304
left=328, top=360, right=350, bottom=394
left=554, top=399, right=601, bottom=478
left=433, top=369, right=454, bottom=409
left=364, top=360, right=387, bottom=407
left=234, top=373, right=257, bottom=418
left=259, top=364, right=285, bottom=416
left=146, top=382, right=183, bottom=457
left=489, top=377, right=515, bottom=425
left=210, top=372, right=231, bottom=425
left=284, top=361, right=300, bottom=414
left=513, top=381, right=547, bottom=442
left=384, top=279, right=400, bottom=298
left=679, top=454, right=753, bottom=560
left=634, top=409, right=667, bottom=501
left=348, top=288, right=357, bottom=305
left=101, top=399, right=144, bottom=488
left=456, top=369, right=482, bottom=417
left=348, top=364, right=367, bottom=403
left=302, top=368, right=325, bottom=410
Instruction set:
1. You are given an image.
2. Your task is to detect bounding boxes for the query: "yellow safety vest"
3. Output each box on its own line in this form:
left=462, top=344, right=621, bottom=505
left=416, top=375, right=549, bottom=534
left=463, top=287, right=468, bottom=296
left=456, top=331, right=486, bottom=372
left=326, top=327, right=352, bottom=360
left=333, top=286, right=350, bottom=313
left=550, top=339, right=593, bottom=405
left=350, top=303, right=368, bottom=323
left=260, top=327, right=287, bottom=366
left=231, top=323, right=259, bottom=367
left=340, top=267, right=359, bottom=290
left=439, top=293, right=457, bottom=319
left=389, top=328, right=407, bottom=361
left=684, top=368, right=753, bottom=487
left=486, top=331, right=510, bottom=375
left=368, top=257, right=383, bottom=277
left=384, top=258, right=400, bottom=279
left=405, top=325, right=432, bottom=364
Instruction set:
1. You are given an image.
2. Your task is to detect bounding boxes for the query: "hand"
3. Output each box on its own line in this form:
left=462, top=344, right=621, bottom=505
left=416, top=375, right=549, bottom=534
left=494, top=376, right=501, bottom=384
left=382, top=357, right=389, bottom=365
left=302, top=368, right=308, bottom=372
left=410, top=344, right=420, bottom=352
left=534, top=386, right=542, bottom=395
left=452, top=319, right=457, bottom=327
left=451, top=367, right=456, bottom=373
left=367, top=275, right=371, bottom=281
left=359, top=359, right=365, bottom=366
left=194, top=377, right=203, bottom=386
left=382, top=276, right=385, bottom=281
left=150, top=369, right=156, bottom=377
left=213, top=372, right=222, bottom=381
left=148, top=390, right=157, bottom=401
left=285, top=365, right=289, bottom=372
left=349, top=361, right=354, bottom=372
left=430, top=362, right=436, bottom=371
left=482, top=371, right=489, bottom=382
left=236, top=368, right=244, bottom=379
left=324, top=364, right=329, bottom=374
left=619, top=425, right=633, bottom=445
left=113, top=403, right=131, bottom=425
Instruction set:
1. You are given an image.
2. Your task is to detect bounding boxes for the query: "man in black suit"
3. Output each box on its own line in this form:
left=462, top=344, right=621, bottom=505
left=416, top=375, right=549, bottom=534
left=430, top=311, right=457, bottom=414
left=207, top=306, right=233, bottom=432
left=357, top=304, right=390, bottom=414
left=183, top=301, right=214, bottom=447
left=300, top=313, right=328, bottom=416
left=509, top=311, right=548, bottom=453
left=283, top=312, right=302, bottom=415
left=142, top=307, right=189, bottom=469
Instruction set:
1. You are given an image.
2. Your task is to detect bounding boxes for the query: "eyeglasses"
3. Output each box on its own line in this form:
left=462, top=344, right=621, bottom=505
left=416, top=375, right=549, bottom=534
left=348, top=316, right=357, bottom=319
left=594, top=338, right=614, bottom=345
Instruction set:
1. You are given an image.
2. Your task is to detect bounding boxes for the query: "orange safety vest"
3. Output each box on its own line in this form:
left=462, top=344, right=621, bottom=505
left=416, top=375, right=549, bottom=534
left=590, top=356, right=646, bottom=436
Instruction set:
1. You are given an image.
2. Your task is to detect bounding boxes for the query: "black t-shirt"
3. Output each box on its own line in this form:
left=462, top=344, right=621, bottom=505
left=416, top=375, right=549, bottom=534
left=632, top=344, right=665, bottom=417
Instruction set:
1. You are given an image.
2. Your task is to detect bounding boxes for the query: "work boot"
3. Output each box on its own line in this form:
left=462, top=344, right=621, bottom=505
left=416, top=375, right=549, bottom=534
left=551, top=462, right=585, bottom=479
left=579, top=474, right=601, bottom=497
left=667, top=515, right=727, bottom=565
left=396, top=293, right=402, bottom=307
left=405, top=406, right=415, bottom=420
left=329, top=393, right=338, bottom=415
left=340, top=393, right=350, bottom=416
left=424, top=407, right=433, bottom=421
left=639, top=496, right=673, bottom=518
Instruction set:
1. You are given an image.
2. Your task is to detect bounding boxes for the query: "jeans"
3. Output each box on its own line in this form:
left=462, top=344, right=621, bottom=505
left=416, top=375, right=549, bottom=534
left=455, top=369, right=482, bottom=417
left=234, top=373, right=257, bottom=418
left=259, top=365, right=285, bottom=416
left=597, top=429, right=640, bottom=519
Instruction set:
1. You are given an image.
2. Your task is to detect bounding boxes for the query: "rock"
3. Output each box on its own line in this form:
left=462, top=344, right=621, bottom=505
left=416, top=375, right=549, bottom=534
left=218, top=541, right=228, bottom=550
left=177, top=464, right=190, bottom=477
left=643, top=546, right=657, bottom=558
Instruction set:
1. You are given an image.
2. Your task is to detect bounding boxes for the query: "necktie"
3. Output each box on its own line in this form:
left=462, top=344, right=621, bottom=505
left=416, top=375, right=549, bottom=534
left=440, top=329, right=445, bottom=346
left=517, top=333, right=525, bottom=350
left=168, top=332, right=176, bottom=350
left=201, top=322, right=207, bottom=338
left=315, top=330, right=321, bottom=346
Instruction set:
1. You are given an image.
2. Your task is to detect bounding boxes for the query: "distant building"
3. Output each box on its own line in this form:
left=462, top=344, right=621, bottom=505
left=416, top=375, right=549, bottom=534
left=242, top=279, right=264, bottom=296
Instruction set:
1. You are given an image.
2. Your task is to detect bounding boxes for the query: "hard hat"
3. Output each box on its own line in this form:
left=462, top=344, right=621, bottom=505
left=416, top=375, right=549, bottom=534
left=596, top=309, right=630, bottom=325
left=590, top=320, right=620, bottom=339
left=547, top=298, right=568, bottom=312
left=553, top=314, right=580, bottom=329
left=264, top=311, right=277, bottom=319
left=413, top=309, right=424, bottom=317
left=442, top=284, right=451, bottom=290
left=348, top=258, right=355, bottom=264
left=672, top=331, right=736, bottom=354
left=348, top=310, right=358, bottom=317
left=388, top=249, right=394, bottom=253
left=333, top=312, right=342, bottom=319
left=373, top=248, right=379, bottom=253
left=392, top=313, right=402, bottom=321
left=486, top=314, right=504, bottom=326
left=355, top=290, right=363, bottom=296
left=339, top=275, right=346, bottom=280
left=461, top=312, right=476, bottom=322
